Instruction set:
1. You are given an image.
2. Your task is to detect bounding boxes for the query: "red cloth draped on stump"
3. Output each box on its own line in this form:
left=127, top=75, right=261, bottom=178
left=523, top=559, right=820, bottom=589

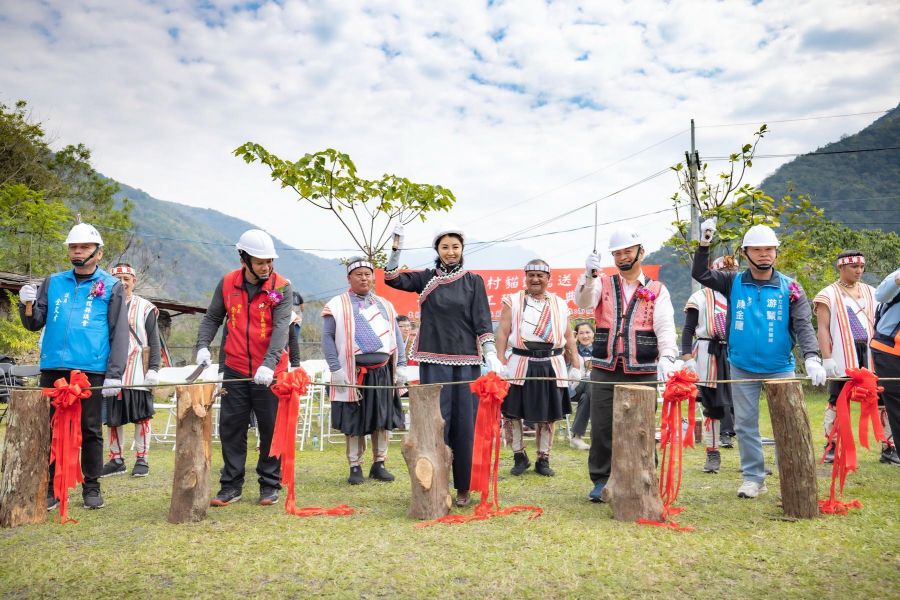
left=819, top=367, right=885, bottom=515
left=638, top=368, right=698, bottom=532
left=270, top=368, right=354, bottom=517
left=43, top=370, right=92, bottom=524
left=418, top=372, right=542, bottom=527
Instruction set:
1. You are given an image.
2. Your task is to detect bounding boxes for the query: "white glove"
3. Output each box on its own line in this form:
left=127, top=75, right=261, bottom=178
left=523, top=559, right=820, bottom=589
left=394, top=366, right=408, bottom=386
left=657, top=357, right=678, bottom=382
left=585, top=252, right=602, bottom=276
left=567, top=367, right=581, bottom=382
left=19, top=284, right=37, bottom=303
left=143, top=370, right=159, bottom=386
left=331, top=368, right=350, bottom=387
left=700, top=217, right=717, bottom=246
left=682, top=358, right=698, bottom=374
left=805, top=357, right=827, bottom=387
left=102, top=378, right=122, bottom=397
left=254, top=365, right=274, bottom=386
left=485, top=352, right=506, bottom=377
left=391, top=223, right=405, bottom=247
left=822, top=358, right=839, bottom=378
left=196, top=347, right=212, bottom=367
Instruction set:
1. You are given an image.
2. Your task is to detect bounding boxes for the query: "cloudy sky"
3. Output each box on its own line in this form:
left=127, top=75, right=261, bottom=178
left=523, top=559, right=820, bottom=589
left=1, top=0, right=898, bottom=269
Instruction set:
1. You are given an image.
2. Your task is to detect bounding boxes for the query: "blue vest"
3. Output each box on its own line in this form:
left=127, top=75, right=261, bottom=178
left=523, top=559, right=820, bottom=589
left=40, top=268, right=120, bottom=373
left=727, top=270, right=796, bottom=374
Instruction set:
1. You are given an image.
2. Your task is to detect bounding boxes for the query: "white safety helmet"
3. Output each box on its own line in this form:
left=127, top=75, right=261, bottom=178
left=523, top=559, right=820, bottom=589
left=236, top=229, right=279, bottom=259
left=65, top=223, right=104, bottom=247
left=741, top=224, right=780, bottom=248
left=607, top=228, right=642, bottom=252
left=432, top=223, right=465, bottom=248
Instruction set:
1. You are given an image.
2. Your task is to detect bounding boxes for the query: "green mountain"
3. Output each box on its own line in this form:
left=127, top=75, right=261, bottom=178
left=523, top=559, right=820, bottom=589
left=114, top=182, right=346, bottom=304
left=648, top=103, right=900, bottom=326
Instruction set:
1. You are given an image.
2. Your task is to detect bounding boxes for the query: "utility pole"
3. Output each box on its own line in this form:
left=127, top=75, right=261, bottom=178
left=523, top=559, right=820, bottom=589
left=686, top=119, right=701, bottom=293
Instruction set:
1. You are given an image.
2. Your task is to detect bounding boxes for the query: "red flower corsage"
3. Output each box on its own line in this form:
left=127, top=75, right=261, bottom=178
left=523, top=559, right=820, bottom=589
left=788, top=282, right=803, bottom=303
left=88, top=280, right=105, bottom=299
left=635, top=287, right=657, bottom=302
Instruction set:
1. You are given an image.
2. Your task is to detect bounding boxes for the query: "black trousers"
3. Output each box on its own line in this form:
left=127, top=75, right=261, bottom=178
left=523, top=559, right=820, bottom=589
left=41, top=369, right=105, bottom=495
left=873, top=350, right=900, bottom=448
left=569, top=381, right=591, bottom=437
left=588, top=364, right=656, bottom=484
left=219, top=366, right=281, bottom=492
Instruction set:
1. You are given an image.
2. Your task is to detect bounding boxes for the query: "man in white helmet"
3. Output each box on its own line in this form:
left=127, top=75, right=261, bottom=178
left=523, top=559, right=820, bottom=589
left=575, top=227, right=679, bottom=503
left=693, top=221, right=825, bottom=499
left=195, top=229, right=294, bottom=507
left=19, top=222, right=130, bottom=510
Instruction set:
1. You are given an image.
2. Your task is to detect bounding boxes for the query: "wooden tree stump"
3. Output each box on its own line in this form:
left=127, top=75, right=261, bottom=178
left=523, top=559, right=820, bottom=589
left=765, top=380, right=818, bottom=519
left=167, top=383, right=217, bottom=524
left=401, top=384, right=452, bottom=520
left=0, top=390, right=51, bottom=528
left=602, top=385, right=664, bottom=522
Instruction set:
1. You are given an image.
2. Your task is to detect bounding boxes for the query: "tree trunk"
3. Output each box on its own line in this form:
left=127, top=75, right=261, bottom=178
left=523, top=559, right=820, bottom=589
left=401, top=385, right=452, bottom=520
left=167, top=383, right=217, bottom=524
left=602, top=385, right=664, bottom=522
left=0, top=390, right=50, bottom=528
left=765, top=380, right=818, bottom=519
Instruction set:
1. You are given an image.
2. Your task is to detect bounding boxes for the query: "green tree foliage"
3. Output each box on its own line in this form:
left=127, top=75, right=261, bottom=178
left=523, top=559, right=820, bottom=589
left=234, top=145, right=456, bottom=265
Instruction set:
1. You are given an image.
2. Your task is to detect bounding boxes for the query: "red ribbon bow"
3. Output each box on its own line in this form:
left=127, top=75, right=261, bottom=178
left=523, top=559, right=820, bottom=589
left=819, top=367, right=885, bottom=515
left=638, top=368, right=698, bottom=532
left=418, top=372, right=542, bottom=528
left=43, top=370, right=92, bottom=524
left=270, top=368, right=354, bottom=517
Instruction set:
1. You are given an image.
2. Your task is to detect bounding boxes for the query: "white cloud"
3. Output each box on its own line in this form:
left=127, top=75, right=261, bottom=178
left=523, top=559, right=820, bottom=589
left=1, top=0, right=898, bottom=271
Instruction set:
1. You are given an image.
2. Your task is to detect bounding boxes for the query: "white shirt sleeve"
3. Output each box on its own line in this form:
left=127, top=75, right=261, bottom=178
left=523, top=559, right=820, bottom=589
left=575, top=273, right=602, bottom=309
left=653, top=285, right=678, bottom=359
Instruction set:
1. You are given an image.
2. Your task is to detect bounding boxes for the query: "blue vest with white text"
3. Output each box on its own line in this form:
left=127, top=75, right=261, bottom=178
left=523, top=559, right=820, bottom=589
left=727, top=271, right=796, bottom=374
left=40, top=269, right=119, bottom=373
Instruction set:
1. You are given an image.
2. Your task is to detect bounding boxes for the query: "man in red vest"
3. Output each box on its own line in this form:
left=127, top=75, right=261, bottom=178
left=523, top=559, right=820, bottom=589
left=575, top=227, right=679, bottom=502
left=195, top=229, right=293, bottom=507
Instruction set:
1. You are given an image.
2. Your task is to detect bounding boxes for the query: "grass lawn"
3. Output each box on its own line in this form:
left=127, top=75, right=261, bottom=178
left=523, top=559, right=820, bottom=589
left=1, top=389, right=898, bottom=599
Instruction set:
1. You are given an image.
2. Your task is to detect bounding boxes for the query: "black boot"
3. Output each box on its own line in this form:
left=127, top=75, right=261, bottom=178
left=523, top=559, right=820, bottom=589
left=348, top=465, right=365, bottom=485
left=703, top=450, right=721, bottom=473
left=510, top=451, right=530, bottom=476
left=534, top=457, right=555, bottom=477
left=880, top=445, right=900, bottom=465
left=824, top=442, right=835, bottom=464
left=369, top=461, right=395, bottom=481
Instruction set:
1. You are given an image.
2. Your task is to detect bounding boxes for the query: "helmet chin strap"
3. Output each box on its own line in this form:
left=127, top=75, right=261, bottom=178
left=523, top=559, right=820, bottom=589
left=70, top=245, right=100, bottom=267
left=744, top=248, right=775, bottom=271
left=616, top=246, right=643, bottom=272
left=240, top=251, right=270, bottom=282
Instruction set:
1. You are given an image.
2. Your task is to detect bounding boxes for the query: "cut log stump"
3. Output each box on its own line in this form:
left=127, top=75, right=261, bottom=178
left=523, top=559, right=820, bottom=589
left=602, top=385, right=664, bottom=522
left=765, top=380, right=818, bottom=519
left=167, top=384, right=217, bottom=524
left=0, top=390, right=50, bottom=528
left=402, top=385, right=452, bottom=520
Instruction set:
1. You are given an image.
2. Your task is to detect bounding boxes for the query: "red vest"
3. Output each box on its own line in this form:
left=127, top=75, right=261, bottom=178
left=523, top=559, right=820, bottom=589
left=592, top=273, right=663, bottom=374
left=222, top=269, right=289, bottom=377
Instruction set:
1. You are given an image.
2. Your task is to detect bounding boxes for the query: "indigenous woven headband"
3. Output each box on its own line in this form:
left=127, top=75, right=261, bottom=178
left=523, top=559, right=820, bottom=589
left=110, top=265, right=136, bottom=276
left=837, top=255, right=865, bottom=266
left=347, top=259, right=374, bottom=274
left=524, top=263, right=550, bottom=274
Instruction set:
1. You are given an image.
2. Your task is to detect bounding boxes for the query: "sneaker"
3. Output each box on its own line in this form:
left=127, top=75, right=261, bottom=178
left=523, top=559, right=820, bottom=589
left=131, top=458, right=149, bottom=477
left=210, top=488, right=242, bottom=506
left=569, top=436, right=590, bottom=450
left=259, top=486, right=279, bottom=506
left=46, top=495, right=59, bottom=511
left=588, top=481, right=606, bottom=503
left=369, top=461, right=395, bottom=482
left=100, top=458, right=126, bottom=477
left=455, top=491, right=471, bottom=507
left=534, top=457, right=555, bottom=477
left=348, top=465, right=365, bottom=485
left=824, top=442, right=836, bottom=464
left=703, top=450, right=721, bottom=473
left=510, top=451, right=531, bottom=476
left=737, top=480, right=768, bottom=499
left=83, top=488, right=105, bottom=509
left=880, top=446, right=900, bottom=465
left=719, top=434, right=734, bottom=449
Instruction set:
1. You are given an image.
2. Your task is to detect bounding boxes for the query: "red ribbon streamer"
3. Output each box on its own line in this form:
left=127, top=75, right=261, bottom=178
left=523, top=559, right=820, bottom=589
left=418, top=372, right=542, bottom=528
left=637, top=368, right=698, bottom=532
left=819, top=367, right=885, bottom=516
left=270, top=368, right=355, bottom=517
left=42, top=370, right=92, bottom=524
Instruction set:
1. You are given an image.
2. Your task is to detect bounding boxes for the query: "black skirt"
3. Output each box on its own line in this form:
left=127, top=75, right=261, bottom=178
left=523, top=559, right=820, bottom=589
left=502, top=360, right=571, bottom=423
left=106, top=388, right=155, bottom=426
left=331, top=363, right=405, bottom=436
left=699, top=341, right=732, bottom=410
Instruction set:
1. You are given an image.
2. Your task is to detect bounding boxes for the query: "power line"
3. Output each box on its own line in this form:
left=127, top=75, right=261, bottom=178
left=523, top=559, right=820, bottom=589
left=697, top=109, right=892, bottom=129
left=705, top=146, right=900, bottom=161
